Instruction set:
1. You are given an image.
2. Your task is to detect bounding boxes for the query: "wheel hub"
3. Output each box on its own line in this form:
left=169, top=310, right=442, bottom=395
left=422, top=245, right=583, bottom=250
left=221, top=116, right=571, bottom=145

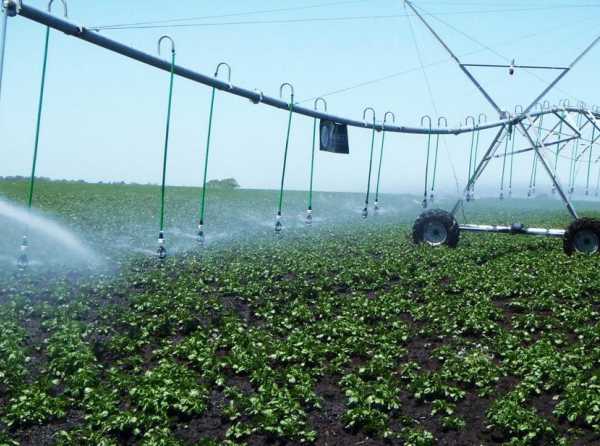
left=574, top=229, right=599, bottom=254
left=423, top=221, right=448, bottom=246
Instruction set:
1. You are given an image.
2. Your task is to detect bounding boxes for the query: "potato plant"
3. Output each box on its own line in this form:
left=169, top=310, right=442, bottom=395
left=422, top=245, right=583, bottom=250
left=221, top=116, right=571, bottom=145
left=0, top=181, right=599, bottom=445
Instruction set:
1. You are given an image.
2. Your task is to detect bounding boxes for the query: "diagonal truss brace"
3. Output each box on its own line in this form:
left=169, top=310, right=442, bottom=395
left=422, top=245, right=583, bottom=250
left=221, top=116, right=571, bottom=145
left=404, top=0, right=600, bottom=121
left=451, top=125, right=507, bottom=215
left=520, top=118, right=578, bottom=219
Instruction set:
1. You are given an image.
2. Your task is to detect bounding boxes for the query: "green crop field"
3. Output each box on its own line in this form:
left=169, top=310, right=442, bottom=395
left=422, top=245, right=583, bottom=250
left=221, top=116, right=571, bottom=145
left=1, top=179, right=600, bottom=446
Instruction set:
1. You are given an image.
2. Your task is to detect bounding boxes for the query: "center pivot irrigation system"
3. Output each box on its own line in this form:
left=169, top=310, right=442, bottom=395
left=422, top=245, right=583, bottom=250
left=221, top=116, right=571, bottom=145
left=2, top=0, right=600, bottom=266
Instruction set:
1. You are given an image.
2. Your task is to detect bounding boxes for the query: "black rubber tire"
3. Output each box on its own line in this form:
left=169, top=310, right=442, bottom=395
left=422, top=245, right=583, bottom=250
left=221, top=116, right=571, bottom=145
left=563, top=218, right=600, bottom=256
left=412, top=209, right=460, bottom=248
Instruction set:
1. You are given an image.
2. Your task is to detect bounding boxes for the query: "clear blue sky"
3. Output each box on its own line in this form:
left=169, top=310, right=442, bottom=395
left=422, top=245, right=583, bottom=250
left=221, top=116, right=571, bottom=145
left=2, top=0, right=600, bottom=196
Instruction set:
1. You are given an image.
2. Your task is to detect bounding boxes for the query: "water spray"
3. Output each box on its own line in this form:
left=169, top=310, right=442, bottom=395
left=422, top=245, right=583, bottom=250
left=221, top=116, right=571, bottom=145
left=17, top=235, right=27, bottom=269
left=18, top=0, right=67, bottom=268
left=156, top=35, right=176, bottom=259
left=361, top=107, right=376, bottom=218
left=306, top=97, right=327, bottom=224
left=374, top=111, right=395, bottom=213
left=275, top=83, right=295, bottom=232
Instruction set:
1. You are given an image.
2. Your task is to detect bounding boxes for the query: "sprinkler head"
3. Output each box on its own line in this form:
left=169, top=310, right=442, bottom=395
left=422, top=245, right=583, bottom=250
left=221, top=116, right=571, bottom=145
left=305, top=209, right=313, bottom=225
left=197, top=224, right=205, bottom=245
left=421, top=199, right=428, bottom=209
left=361, top=207, right=368, bottom=219
left=508, top=189, right=512, bottom=198
left=429, top=194, right=435, bottom=203
left=499, top=192, right=504, bottom=200
left=157, top=231, right=167, bottom=259
left=509, top=59, right=515, bottom=76
left=374, top=201, right=379, bottom=212
left=17, top=236, right=28, bottom=270
left=275, top=214, right=283, bottom=233
left=585, top=190, right=590, bottom=196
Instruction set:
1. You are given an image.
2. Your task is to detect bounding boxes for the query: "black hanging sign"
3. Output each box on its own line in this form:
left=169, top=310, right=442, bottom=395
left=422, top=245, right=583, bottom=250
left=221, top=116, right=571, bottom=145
left=319, top=120, right=350, bottom=154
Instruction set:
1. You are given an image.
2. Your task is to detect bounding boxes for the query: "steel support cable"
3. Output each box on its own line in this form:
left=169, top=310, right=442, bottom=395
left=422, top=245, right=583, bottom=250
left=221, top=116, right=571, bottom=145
left=300, top=14, right=598, bottom=105
left=406, top=5, right=460, bottom=200
left=275, top=84, right=294, bottom=232
left=418, top=3, right=590, bottom=106
left=157, top=38, right=176, bottom=259
left=92, top=4, right=600, bottom=31
left=91, top=0, right=372, bottom=30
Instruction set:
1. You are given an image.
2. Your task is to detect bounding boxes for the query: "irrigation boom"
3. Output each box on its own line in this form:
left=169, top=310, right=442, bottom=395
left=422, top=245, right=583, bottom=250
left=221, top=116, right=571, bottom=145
left=2, top=0, right=599, bottom=135
left=3, top=0, right=600, bottom=258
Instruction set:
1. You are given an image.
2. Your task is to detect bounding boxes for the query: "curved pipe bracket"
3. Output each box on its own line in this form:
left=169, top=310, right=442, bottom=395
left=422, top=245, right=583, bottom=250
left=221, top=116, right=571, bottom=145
left=382, top=111, right=395, bottom=131
left=48, top=0, right=67, bottom=17
left=280, top=82, right=294, bottom=104
left=158, top=35, right=175, bottom=57
left=215, top=62, right=232, bottom=89
left=363, top=107, right=376, bottom=127
left=421, top=115, right=432, bottom=129
left=314, top=97, right=327, bottom=112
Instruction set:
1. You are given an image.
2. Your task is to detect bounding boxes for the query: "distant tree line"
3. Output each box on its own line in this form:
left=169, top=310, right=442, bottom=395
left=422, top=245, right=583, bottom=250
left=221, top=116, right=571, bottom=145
left=205, top=178, right=240, bottom=189
left=0, top=176, right=241, bottom=189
